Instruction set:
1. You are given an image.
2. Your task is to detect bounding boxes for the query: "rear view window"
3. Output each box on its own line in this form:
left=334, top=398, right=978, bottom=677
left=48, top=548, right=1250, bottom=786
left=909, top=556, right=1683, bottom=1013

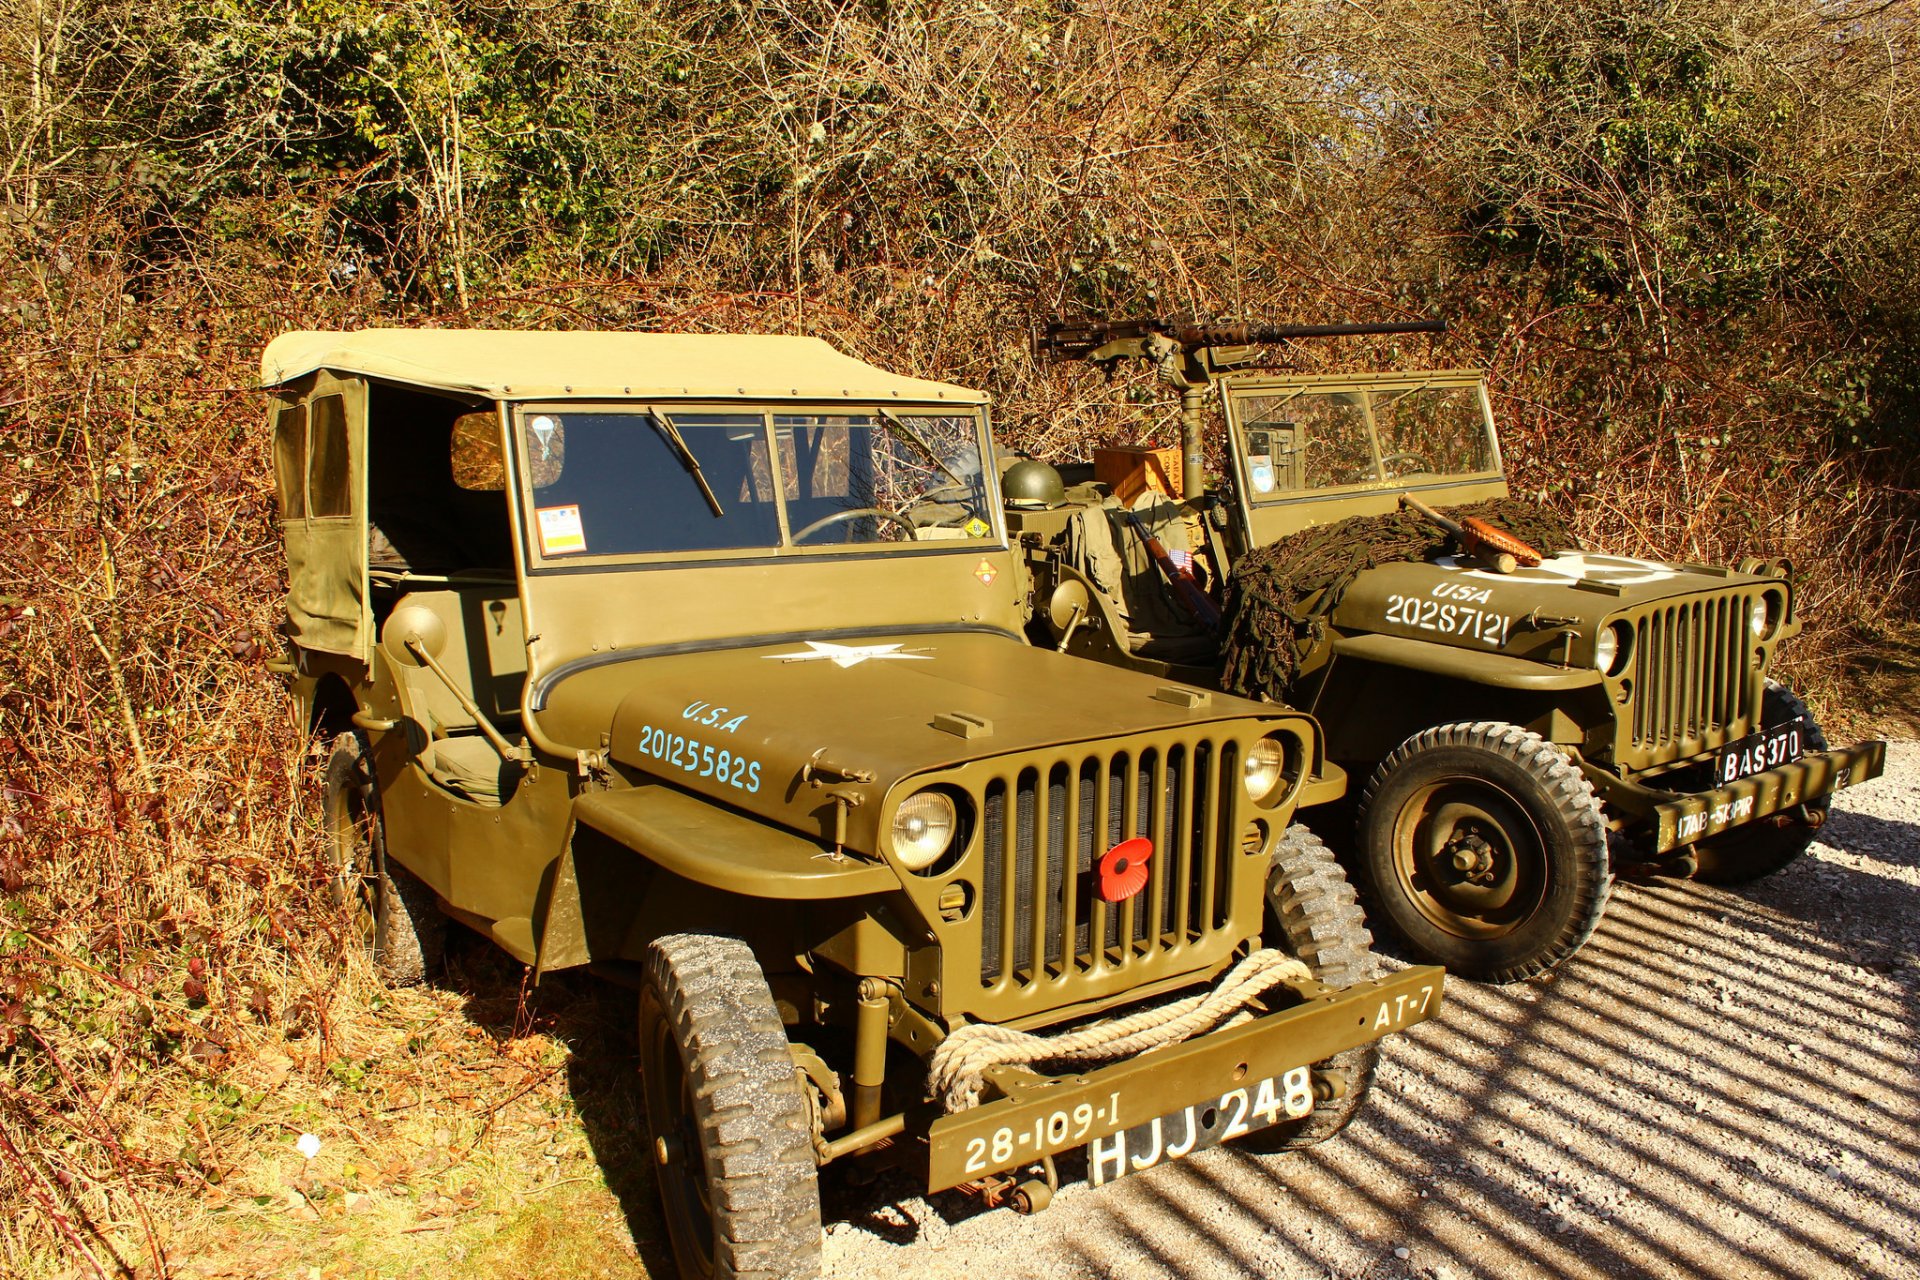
left=273, top=404, right=307, bottom=519
left=308, top=394, right=352, bottom=517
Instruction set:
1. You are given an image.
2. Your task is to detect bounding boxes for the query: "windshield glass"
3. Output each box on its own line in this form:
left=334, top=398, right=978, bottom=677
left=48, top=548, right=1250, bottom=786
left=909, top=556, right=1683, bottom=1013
left=1232, top=382, right=1498, bottom=498
left=518, top=407, right=992, bottom=560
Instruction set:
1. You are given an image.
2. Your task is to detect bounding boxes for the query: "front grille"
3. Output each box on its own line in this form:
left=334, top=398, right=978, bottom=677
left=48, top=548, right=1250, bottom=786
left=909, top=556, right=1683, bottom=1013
left=1628, top=593, right=1761, bottom=755
left=977, top=741, right=1238, bottom=988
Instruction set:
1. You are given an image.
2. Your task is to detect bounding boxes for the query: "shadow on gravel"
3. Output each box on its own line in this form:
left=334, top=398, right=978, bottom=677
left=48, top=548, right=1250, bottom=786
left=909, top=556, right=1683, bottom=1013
left=1802, top=807, right=1920, bottom=868
left=855, top=842, right=1912, bottom=1279
left=1020, top=844, right=1920, bottom=1280
left=421, top=798, right=1920, bottom=1280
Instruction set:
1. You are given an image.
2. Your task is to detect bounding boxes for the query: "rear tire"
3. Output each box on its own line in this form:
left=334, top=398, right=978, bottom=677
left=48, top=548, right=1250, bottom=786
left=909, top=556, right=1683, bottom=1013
left=1356, top=721, right=1609, bottom=984
left=1692, top=682, right=1830, bottom=885
left=1240, top=825, right=1378, bottom=1151
left=638, top=934, right=822, bottom=1280
left=323, top=731, right=444, bottom=986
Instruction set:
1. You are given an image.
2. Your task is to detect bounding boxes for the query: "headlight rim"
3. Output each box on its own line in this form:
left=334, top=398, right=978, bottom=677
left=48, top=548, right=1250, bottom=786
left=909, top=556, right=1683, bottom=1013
left=1756, top=588, right=1788, bottom=642
left=1596, top=620, right=1633, bottom=676
left=889, top=787, right=964, bottom=874
left=1242, top=732, right=1302, bottom=809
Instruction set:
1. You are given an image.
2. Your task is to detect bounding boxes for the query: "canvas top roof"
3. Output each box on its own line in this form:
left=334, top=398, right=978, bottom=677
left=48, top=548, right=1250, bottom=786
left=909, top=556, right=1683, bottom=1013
left=260, top=329, right=989, bottom=406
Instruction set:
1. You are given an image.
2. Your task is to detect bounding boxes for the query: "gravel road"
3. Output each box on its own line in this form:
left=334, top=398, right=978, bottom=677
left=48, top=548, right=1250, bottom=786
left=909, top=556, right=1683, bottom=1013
left=823, top=742, right=1920, bottom=1280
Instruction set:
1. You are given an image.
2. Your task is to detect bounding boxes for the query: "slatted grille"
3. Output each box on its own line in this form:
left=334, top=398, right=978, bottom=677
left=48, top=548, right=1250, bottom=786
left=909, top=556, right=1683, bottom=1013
left=977, top=740, right=1237, bottom=988
left=1629, top=593, right=1759, bottom=752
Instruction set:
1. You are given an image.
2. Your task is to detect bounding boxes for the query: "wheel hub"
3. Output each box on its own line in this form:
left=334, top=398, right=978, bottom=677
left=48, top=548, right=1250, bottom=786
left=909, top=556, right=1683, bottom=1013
left=1445, top=831, right=1499, bottom=883
left=1390, top=780, right=1549, bottom=941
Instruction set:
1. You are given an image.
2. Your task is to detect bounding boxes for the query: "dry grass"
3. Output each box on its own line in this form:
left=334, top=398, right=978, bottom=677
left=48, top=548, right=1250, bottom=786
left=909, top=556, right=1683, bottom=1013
left=135, top=948, right=660, bottom=1280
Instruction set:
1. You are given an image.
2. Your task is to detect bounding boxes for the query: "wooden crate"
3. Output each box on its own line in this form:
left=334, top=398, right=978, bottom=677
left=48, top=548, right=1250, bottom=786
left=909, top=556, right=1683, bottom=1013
left=1093, top=444, right=1184, bottom=504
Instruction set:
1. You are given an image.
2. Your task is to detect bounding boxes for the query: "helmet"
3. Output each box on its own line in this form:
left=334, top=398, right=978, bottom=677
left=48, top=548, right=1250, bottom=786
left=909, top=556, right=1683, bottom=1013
left=1003, top=459, right=1065, bottom=509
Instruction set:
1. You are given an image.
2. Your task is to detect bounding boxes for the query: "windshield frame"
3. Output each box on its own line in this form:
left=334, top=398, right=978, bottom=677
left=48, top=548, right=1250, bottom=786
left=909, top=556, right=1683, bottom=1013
left=508, top=399, right=1005, bottom=573
left=1222, top=370, right=1505, bottom=508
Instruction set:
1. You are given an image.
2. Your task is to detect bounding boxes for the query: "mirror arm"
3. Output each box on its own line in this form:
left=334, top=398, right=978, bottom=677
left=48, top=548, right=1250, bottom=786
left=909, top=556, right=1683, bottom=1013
left=403, top=636, right=529, bottom=762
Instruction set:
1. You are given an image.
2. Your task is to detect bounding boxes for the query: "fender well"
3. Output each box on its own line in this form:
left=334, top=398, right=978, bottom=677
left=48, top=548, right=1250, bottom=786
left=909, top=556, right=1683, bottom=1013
left=537, top=787, right=900, bottom=975
left=1311, top=652, right=1606, bottom=763
left=304, top=672, right=358, bottom=743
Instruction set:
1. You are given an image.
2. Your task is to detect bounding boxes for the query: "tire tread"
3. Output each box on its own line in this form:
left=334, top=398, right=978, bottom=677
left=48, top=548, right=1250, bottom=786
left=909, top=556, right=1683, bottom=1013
left=324, top=731, right=444, bottom=987
left=1250, top=825, right=1380, bottom=1149
left=643, top=934, right=821, bottom=1280
left=1355, top=720, right=1609, bottom=984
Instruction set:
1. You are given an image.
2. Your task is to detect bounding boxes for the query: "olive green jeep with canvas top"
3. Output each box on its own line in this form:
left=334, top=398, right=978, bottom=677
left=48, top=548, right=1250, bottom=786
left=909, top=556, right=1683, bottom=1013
left=1009, top=318, right=1886, bottom=984
left=263, top=329, right=1443, bottom=1280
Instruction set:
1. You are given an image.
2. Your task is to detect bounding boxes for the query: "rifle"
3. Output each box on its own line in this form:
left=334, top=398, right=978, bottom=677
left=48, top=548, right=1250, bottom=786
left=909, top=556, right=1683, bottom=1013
left=1399, top=494, right=1542, bottom=575
left=1122, top=510, right=1221, bottom=632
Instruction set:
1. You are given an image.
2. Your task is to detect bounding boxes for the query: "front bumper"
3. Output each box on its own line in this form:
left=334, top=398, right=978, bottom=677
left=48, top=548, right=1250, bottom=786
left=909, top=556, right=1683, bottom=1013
left=1649, top=740, right=1887, bottom=853
left=924, top=963, right=1444, bottom=1191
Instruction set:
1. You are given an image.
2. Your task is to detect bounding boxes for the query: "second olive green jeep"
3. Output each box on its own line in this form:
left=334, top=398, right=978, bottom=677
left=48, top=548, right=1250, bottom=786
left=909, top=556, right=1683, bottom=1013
left=1009, top=318, right=1886, bottom=983
left=263, top=328, right=1443, bottom=1280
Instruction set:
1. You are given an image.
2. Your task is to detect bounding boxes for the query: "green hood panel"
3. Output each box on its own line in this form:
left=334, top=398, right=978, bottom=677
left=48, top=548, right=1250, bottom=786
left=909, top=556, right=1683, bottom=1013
left=542, top=631, right=1295, bottom=853
left=1333, top=552, right=1777, bottom=664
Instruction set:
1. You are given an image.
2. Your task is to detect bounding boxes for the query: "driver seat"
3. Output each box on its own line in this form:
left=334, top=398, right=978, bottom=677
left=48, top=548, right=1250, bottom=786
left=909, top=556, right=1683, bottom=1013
left=1062, top=496, right=1217, bottom=663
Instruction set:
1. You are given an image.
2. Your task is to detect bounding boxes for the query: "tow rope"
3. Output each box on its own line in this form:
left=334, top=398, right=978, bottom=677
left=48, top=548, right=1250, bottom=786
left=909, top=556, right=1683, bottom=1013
left=928, top=949, right=1312, bottom=1111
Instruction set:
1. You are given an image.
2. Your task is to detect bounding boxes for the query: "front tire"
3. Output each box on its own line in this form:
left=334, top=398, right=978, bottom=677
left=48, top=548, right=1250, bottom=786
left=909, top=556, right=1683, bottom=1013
left=1691, top=682, right=1830, bottom=884
left=323, top=731, right=444, bottom=986
left=1356, top=722, right=1609, bottom=984
left=638, top=934, right=822, bottom=1280
left=1240, top=825, right=1379, bottom=1151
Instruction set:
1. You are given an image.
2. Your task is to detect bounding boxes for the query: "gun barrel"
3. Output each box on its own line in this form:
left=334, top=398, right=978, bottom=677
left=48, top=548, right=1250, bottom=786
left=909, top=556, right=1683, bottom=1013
left=1035, top=316, right=1446, bottom=360
left=1177, top=319, right=1447, bottom=345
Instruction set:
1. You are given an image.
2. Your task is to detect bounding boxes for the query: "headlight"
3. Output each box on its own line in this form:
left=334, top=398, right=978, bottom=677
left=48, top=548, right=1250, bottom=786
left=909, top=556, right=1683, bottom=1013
left=1243, top=736, right=1292, bottom=806
left=891, top=790, right=957, bottom=871
left=1755, top=589, right=1786, bottom=641
left=1595, top=621, right=1631, bottom=676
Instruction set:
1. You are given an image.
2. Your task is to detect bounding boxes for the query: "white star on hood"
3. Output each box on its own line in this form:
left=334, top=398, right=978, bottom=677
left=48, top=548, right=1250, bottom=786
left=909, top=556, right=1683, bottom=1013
left=765, top=640, right=934, bottom=669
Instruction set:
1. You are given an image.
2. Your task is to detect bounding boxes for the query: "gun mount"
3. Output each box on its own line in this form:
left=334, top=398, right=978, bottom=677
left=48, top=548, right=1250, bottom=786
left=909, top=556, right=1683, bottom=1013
left=1033, top=316, right=1447, bottom=499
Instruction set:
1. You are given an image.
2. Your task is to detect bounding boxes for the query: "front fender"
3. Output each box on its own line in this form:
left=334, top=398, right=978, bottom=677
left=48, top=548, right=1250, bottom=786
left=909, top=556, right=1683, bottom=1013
left=573, top=785, right=901, bottom=899
left=533, top=784, right=901, bottom=977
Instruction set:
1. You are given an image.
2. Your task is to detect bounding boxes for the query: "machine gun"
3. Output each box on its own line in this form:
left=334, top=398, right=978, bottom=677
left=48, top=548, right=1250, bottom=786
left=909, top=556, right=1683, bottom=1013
left=1035, top=316, right=1447, bottom=364
left=1032, top=314, right=1447, bottom=501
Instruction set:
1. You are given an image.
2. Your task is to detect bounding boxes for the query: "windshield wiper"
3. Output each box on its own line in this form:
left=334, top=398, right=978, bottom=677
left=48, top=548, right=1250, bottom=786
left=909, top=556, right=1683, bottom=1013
left=646, top=409, right=725, bottom=518
left=877, top=409, right=969, bottom=491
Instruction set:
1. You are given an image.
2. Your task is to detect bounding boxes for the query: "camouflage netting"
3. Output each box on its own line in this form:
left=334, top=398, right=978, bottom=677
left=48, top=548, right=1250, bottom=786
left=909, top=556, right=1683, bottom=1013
left=1219, top=499, right=1582, bottom=701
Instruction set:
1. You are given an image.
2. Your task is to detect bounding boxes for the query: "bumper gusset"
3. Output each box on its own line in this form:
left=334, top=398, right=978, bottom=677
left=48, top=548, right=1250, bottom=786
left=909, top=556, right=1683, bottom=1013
left=1650, top=740, right=1887, bottom=854
left=923, top=964, right=1444, bottom=1191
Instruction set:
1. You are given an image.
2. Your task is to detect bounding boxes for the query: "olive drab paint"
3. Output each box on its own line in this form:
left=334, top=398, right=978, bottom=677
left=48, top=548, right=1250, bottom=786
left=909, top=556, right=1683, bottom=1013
left=1013, top=324, right=1886, bottom=979
left=265, top=328, right=1442, bottom=1211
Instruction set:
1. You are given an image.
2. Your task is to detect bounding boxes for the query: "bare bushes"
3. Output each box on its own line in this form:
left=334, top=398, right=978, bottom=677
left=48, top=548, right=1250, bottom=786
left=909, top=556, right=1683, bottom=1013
left=0, top=0, right=1917, bottom=1268
left=0, top=216, right=379, bottom=1274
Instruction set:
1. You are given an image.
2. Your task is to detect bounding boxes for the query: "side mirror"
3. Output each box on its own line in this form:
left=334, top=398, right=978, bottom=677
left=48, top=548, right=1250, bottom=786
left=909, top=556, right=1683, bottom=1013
left=450, top=411, right=507, bottom=491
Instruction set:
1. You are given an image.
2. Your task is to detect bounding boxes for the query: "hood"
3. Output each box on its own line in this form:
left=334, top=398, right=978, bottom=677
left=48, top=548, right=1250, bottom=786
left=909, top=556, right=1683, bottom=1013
left=1334, top=551, right=1787, bottom=663
left=539, top=630, right=1297, bottom=849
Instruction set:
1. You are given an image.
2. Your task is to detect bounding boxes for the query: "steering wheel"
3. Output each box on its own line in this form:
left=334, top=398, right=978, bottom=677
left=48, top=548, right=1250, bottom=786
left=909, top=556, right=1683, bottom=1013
left=790, top=507, right=919, bottom=543
left=1373, top=451, right=1433, bottom=479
